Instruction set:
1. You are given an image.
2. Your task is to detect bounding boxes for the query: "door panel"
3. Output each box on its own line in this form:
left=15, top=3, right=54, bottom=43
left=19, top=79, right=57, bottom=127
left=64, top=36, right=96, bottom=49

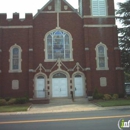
left=52, top=79, right=60, bottom=97
left=52, top=78, right=68, bottom=97
left=36, top=78, right=45, bottom=98
left=74, top=77, right=84, bottom=97
left=60, top=78, right=68, bottom=97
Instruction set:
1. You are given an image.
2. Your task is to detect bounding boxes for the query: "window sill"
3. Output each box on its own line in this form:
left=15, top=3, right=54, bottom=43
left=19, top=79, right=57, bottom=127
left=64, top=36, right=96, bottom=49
left=9, top=70, right=22, bottom=73
left=44, top=59, right=74, bottom=62
left=96, top=68, right=109, bottom=71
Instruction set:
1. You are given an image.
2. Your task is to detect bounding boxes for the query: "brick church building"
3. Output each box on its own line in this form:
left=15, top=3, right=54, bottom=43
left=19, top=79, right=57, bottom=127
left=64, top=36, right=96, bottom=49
left=0, top=0, right=124, bottom=101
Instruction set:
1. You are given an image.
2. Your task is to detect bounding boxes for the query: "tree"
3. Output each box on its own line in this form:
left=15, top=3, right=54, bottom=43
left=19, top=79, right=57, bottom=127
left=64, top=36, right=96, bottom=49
left=116, top=0, right=130, bottom=82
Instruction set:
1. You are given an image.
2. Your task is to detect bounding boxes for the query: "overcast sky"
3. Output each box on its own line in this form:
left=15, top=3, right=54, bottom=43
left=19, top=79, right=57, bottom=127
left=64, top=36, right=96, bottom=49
left=0, top=0, right=126, bottom=18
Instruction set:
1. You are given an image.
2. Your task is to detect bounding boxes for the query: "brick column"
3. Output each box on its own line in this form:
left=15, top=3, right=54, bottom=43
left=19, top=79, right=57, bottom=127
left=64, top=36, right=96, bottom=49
left=28, top=28, right=34, bottom=98
left=0, top=29, right=2, bottom=97
left=113, top=27, right=125, bottom=95
left=84, top=28, right=93, bottom=97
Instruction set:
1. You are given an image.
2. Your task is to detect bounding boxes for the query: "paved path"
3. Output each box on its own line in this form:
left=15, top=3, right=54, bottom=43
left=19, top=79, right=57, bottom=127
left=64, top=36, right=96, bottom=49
left=0, top=98, right=130, bottom=115
left=29, top=98, right=104, bottom=113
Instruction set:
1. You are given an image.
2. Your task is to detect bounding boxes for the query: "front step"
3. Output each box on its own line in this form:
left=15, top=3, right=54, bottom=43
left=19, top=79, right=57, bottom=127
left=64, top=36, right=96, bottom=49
left=50, top=98, right=88, bottom=105
left=31, top=99, right=50, bottom=104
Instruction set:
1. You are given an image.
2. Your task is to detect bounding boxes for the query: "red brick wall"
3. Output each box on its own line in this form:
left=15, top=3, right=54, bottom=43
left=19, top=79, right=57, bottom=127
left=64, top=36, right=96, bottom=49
left=0, top=0, right=124, bottom=98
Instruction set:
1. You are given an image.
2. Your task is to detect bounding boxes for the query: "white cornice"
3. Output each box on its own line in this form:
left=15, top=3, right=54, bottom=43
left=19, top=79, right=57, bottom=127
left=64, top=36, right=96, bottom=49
left=83, top=15, right=115, bottom=18
left=84, top=25, right=116, bottom=27
left=0, top=26, right=33, bottom=29
left=38, top=11, right=76, bottom=13
left=116, top=67, right=124, bottom=70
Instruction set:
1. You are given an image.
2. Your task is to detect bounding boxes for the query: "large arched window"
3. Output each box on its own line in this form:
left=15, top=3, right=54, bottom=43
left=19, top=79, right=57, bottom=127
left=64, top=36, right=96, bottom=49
left=9, top=44, right=22, bottom=72
left=95, top=42, right=109, bottom=70
left=44, top=29, right=73, bottom=61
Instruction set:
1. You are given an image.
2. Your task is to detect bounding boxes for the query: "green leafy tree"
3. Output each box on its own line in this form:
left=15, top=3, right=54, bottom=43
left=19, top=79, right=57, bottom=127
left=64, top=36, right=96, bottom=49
left=116, top=0, right=130, bottom=82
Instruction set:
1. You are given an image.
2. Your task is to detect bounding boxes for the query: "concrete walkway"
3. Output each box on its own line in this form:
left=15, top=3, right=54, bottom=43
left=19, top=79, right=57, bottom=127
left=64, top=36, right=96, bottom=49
left=0, top=98, right=130, bottom=115
left=28, top=98, right=104, bottom=113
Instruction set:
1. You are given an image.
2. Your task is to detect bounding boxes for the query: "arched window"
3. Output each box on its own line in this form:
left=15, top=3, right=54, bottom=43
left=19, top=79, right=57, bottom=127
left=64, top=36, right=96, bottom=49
left=44, top=29, right=73, bottom=61
left=95, top=42, right=108, bottom=70
left=9, top=44, right=22, bottom=72
left=91, top=0, right=107, bottom=16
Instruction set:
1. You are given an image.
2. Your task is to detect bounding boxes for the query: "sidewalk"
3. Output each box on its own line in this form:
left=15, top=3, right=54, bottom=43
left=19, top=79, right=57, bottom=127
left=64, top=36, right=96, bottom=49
left=0, top=98, right=130, bottom=115
left=29, top=98, right=102, bottom=113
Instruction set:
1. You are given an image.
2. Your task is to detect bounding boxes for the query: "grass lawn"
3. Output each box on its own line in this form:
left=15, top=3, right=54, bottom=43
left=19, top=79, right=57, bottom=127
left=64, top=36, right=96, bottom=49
left=0, top=103, right=31, bottom=112
left=95, top=99, right=130, bottom=107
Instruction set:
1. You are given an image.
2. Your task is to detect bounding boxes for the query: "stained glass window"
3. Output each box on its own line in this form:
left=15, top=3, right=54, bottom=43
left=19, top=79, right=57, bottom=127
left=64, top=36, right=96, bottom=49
left=96, top=43, right=108, bottom=70
left=98, top=46, right=105, bottom=67
left=47, top=30, right=71, bottom=60
left=12, top=48, right=19, bottom=69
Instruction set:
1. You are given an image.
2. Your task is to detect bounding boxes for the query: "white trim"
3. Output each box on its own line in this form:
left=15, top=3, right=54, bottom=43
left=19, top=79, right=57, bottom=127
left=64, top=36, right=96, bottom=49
left=78, top=0, right=83, bottom=16
left=0, top=26, right=33, bottom=29
left=100, top=77, right=107, bottom=87
left=95, top=42, right=109, bottom=70
left=29, top=48, right=33, bottom=51
left=116, top=67, right=124, bottom=70
left=33, top=72, right=48, bottom=99
left=37, top=11, right=77, bottom=13
left=83, top=15, right=115, bottom=18
left=91, top=0, right=108, bottom=16
left=9, top=44, right=22, bottom=73
left=85, top=68, right=91, bottom=71
left=55, top=0, right=61, bottom=12
left=84, top=25, right=116, bottom=27
left=114, top=47, right=120, bottom=50
left=49, top=70, right=70, bottom=98
left=44, top=28, right=73, bottom=62
left=57, top=13, right=60, bottom=27
left=72, top=71, right=86, bottom=97
left=64, top=5, right=68, bottom=10
left=29, top=69, right=34, bottom=72
left=85, top=48, right=89, bottom=51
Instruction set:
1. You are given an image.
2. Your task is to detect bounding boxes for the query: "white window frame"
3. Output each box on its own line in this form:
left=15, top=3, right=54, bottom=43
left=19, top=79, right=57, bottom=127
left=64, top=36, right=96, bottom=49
left=95, top=42, right=109, bottom=70
left=9, top=44, right=22, bottom=73
left=44, top=29, right=73, bottom=62
left=91, top=0, right=107, bottom=16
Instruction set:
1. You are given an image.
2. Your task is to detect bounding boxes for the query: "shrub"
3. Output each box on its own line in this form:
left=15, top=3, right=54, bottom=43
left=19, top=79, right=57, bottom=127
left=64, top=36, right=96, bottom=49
left=119, top=93, right=125, bottom=98
left=93, top=88, right=98, bottom=99
left=103, top=94, right=112, bottom=100
left=0, top=99, right=7, bottom=106
left=7, top=98, right=16, bottom=105
left=15, top=97, right=28, bottom=104
left=5, top=97, right=11, bottom=102
left=112, top=94, right=119, bottom=100
left=93, top=88, right=103, bottom=99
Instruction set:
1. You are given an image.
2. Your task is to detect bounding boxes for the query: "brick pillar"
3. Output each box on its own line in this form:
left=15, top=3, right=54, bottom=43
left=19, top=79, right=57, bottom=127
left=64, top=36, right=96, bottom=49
left=28, top=28, right=34, bottom=98
left=0, top=29, right=2, bottom=97
left=113, top=27, right=124, bottom=95
left=84, top=28, right=92, bottom=97
left=115, top=48, right=125, bottom=95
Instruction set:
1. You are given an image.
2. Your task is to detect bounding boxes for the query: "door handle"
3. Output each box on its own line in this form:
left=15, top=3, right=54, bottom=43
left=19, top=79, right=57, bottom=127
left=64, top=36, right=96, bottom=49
left=75, top=88, right=77, bottom=91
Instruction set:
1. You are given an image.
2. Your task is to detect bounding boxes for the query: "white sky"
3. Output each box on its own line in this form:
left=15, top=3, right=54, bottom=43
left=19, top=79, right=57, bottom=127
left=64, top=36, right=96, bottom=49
left=0, top=0, right=126, bottom=18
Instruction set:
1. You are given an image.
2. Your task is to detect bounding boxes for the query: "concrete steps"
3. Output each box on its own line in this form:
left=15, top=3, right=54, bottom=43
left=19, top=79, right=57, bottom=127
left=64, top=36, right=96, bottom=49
left=50, top=98, right=88, bottom=105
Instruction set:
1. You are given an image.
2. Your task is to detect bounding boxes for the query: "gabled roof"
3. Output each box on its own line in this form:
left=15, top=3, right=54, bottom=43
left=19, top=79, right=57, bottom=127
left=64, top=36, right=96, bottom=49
left=34, top=0, right=79, bottom=18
